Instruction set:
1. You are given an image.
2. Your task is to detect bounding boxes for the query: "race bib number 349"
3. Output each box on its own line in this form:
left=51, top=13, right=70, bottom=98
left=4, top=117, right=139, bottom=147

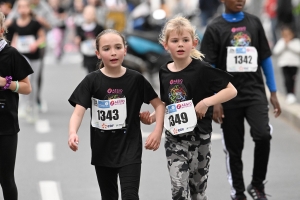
left=91, top=97, right=127, bottom=130
left=164, top=100, right=197, bottom=135
left=226, top=46, right=258, bottom=72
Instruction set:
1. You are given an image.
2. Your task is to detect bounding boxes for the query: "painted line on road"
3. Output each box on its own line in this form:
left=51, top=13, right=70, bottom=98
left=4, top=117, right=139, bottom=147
left=35, top=119, right=51, bottom=134
left=142, top=131, right=222, bottom=140
left=36, top=142, right=54, bottom=162
left=39, top=181, right=62, bottom=200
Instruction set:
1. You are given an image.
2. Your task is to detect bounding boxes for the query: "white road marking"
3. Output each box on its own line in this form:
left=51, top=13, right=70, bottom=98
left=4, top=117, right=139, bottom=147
left=35, top=119, right=51, bottom=134
left=39, top=181, right=62, bottom=200
left=36, top=142, right=54, bottom=162
left=142, top=131, right=222, bottom=140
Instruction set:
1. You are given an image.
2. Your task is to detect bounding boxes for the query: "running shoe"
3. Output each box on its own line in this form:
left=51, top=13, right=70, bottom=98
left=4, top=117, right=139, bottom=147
left=247, top=184, right=268, bottom=200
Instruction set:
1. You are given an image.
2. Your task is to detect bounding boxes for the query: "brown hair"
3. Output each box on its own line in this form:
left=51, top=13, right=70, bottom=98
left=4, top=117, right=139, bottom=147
left=95, top=29, right=127, bottom=69
left=159, top=15, right=204, bottom=60
left=0, top=12, right=7, bottom=40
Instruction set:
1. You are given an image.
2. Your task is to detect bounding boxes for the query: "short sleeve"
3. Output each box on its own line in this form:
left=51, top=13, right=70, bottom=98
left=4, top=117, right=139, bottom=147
left=141, top=76, right=158, bottom=104
left=201, top=64, right=233, bottom=93
left=11, top=48, right=34, bottom=80
left=200, top=25, right=220, bottom=64
left=68, top=75, right=93, bottom=109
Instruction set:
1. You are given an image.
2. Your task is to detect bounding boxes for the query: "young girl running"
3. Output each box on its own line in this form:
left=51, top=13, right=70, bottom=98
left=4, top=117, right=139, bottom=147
left=0, top=11, right=33, bottom=200
left=68, top=29, right=165, bottom=200
left=75, top=5, right=104, bottom=73
left=10, top=0, right=45, bottom=123
left=141, top=16, right=237, bottom=200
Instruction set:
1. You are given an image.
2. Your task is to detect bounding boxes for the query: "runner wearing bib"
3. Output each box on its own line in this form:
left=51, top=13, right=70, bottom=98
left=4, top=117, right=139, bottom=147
left=9, top=0, right=46, bottom=123
left=141, top=16, right=237, bottom=200
left=75, top=5, right=104, bottom=74
left=200, top=0, right=281, bottom=199
left=68, top=29, right=165, bottom=200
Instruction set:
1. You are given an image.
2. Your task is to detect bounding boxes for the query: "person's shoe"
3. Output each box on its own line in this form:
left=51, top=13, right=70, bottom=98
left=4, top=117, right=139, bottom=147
left=247, top=184, right=268, bottom=200
left=231, top=194, right=247, bottom=200
left=286, top=93, right=297, bottom=104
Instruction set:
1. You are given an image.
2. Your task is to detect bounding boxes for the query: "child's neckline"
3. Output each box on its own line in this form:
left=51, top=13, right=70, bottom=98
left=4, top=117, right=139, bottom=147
left=222, top=12, right=244, bottom=22
left=99, top=67, right=127, bottom=79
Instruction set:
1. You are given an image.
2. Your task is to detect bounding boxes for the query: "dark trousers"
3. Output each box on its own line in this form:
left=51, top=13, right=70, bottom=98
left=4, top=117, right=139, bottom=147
left=221, top=105, right=272, bottom=197
left=95, top=163, right=141, bottom=200
left=282, top=66, right=298, bottom=94
left=37, top=47, right=46, bottom=104
left=0, top=134, right=18, bottom=200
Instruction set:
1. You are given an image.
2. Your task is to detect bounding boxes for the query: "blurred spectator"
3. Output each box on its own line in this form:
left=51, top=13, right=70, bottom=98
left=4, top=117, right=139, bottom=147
left=198, top=0, right=220, bottom=27
left=105, top=0, right=127, bottom=31
left=277, top=0, right=294, bottom=27
left=48, top=0, right=67, bottom=60
left=87, top=0, right=107, bottom=27
left=0, top=0, right=13, bottom=41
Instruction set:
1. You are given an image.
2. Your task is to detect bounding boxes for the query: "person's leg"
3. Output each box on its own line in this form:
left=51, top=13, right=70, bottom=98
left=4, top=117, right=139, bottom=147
left=119, top=163, right=141, bottom=200
left=282, top=66, right=291, bottom=94
left=37, top=47, right=45, bottom=107
left=165, top=134, right=190, bottom=200
left=290, top=67, right=298, bottom=94
left=0, top=134, right=18, bottom=200
left=245, top=105, right=272, bottom=188
left=94, top=166, right=119, bottom=200
left=189, top=132, right=211, bottom=200
left=221, top=108, right=246, bottom=199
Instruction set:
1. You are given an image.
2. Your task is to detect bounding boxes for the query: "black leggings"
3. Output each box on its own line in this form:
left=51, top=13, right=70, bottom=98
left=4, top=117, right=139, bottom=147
left=282, top=66, right=298, bottom=94
left=0, top=134, right=18, bottom=200
left=95, top=163, right=141, bottom=200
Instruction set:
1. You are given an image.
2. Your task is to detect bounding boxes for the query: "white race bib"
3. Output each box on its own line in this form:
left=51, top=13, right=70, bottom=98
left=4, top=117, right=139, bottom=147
left=226, top=46, right=258, bottom=72
left=17, top=35, right=35, bottom=53
left=164, top=100, right=197, bottom=135
left=80, top=39, right=96, bottom=56
left=91, top=97, right=127, bottom=130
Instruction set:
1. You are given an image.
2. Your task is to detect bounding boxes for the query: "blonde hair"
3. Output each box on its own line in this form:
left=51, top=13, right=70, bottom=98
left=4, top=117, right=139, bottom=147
left=159, top=16, right=204, bottom=60
left=95, top=29, right=127, bottom=69
left=0, top=12, right=7, bottom=40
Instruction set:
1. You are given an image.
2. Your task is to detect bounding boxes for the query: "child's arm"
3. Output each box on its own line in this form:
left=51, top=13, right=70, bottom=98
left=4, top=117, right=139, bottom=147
left=272, top=39, right=286, bottom=56
left=68, top=104, right=86, bottom=151
left=195, top=83, right=237, bottom=119
left=144, top=97, right=165, bottom=151
left=30, top=28, right=46, bottom=53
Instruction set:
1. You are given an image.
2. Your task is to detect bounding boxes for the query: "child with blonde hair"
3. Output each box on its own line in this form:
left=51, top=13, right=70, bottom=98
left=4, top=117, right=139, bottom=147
left=141, top=15, right=237, bottom=200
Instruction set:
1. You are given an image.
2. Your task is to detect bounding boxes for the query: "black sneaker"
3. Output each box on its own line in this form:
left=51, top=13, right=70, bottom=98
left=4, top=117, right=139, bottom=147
left=247, top=184, right=268, bottom=200
left=231, top=194, right=247, bottom=200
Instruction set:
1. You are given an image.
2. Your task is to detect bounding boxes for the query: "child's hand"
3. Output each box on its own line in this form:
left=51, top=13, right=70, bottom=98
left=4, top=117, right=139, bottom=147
left=144, top=131, right=162, bottom=151
left=140, top=111, right=153, bottom=125
left=68, top=133, right=79, bottom=151
left=194, top=100, right=208, bottom=119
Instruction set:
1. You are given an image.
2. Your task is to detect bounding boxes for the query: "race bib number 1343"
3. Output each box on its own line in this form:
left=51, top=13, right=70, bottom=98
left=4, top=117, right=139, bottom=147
left=91, top=97, right=127, bottom=130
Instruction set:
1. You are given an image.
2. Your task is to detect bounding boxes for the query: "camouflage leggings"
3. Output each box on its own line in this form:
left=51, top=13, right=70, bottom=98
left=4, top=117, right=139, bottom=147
left=164, top=130, right=211, bottom=200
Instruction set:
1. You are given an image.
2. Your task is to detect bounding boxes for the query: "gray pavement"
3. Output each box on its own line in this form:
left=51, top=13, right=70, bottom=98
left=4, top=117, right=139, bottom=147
left=1, top=50, right=300, bottom=200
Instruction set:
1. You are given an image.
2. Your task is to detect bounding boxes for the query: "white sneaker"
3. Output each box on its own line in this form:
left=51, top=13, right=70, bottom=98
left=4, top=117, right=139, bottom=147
left=286, top=93, right=297, bottom=104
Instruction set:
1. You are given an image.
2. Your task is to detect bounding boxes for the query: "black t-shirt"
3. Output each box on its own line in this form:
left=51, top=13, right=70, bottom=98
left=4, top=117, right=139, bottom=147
left=76, top=23, right=104, bottom=67
left=200, top=12, right=271, bottom=109
left=68, top=69, right=158, bottom=167
left=10, top=19, right=42, bottom=60
left=159, top=59, right=232, bottom=136
left=0, top=44, right=34, bottom=135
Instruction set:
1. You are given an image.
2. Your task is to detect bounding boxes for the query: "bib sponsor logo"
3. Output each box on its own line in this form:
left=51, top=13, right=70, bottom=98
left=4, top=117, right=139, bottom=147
left=98, top=100, right=110, bottom=108
left=236, top=47, right=246, bottom=54
left=167, top=105, right=177, bottom=114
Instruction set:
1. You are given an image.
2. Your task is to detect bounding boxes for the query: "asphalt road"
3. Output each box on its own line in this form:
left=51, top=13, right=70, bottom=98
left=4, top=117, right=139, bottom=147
left=0, top=50, right=299, bottom=200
